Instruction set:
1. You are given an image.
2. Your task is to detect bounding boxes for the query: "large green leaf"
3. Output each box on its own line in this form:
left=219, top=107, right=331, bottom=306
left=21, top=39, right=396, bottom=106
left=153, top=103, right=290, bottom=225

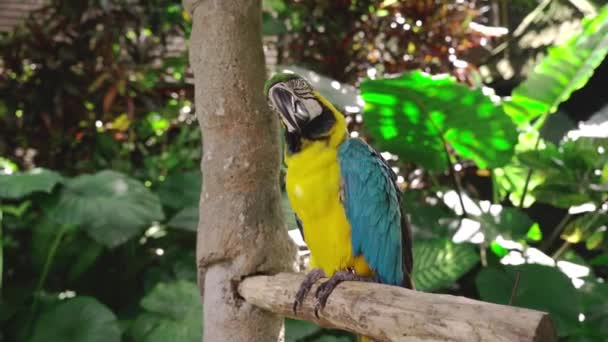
left=0, top=168, right=62, bottom=199
left=30, top=297, right=121, bottom=342
left=52, top=170, right=165, bottom=248
left=156, top=170, right=201, bottom=210
left=130, top=281, right=202, bottom=342
left=505, top=6, right=608, bottom=124
left=361, top=70, right=517, bottom=171
left=413, top=239, right=479, bottom=292
left=167, top=206, right=198, bottom=231
left=476, top=264, right=581, bottom=336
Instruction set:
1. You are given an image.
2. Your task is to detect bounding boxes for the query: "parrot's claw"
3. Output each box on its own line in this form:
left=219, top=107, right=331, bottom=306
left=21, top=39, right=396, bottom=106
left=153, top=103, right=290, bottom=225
left=313, top=270, right=372, bottom=318
left=293, top=268, right=325, bottom=315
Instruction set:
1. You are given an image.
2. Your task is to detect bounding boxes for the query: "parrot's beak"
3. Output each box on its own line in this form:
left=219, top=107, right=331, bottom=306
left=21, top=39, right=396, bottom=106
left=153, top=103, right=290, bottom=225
left=270, top=87, right=304, bottom=133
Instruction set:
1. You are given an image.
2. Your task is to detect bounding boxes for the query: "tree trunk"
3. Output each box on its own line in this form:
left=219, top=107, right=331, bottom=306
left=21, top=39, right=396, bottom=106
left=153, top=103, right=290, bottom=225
left=184, top=0, right=296, bottom=341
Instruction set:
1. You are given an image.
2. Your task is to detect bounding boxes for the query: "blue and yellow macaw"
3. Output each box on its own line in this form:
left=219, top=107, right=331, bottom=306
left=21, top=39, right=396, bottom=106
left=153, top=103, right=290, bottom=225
left=265, top=73, right=414, bottom=326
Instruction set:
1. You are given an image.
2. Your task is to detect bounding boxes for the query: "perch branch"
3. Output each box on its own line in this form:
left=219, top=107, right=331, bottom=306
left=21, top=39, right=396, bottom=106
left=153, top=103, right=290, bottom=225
left=239, top=273, right=557, bottom=342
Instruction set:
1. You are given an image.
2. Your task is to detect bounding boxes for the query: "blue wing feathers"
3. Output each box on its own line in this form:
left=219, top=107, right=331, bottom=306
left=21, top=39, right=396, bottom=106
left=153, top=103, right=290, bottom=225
left=338, top=138, right=412, bottom=287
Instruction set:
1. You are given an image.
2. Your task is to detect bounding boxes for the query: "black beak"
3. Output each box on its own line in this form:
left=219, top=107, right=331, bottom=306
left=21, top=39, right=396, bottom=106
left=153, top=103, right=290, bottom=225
left=271, top=87, right=301, bottom=132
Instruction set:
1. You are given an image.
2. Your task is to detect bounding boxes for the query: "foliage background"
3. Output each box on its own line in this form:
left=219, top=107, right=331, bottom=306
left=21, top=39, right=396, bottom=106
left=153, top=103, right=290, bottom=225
left=0, top=0, right=607, bottom=341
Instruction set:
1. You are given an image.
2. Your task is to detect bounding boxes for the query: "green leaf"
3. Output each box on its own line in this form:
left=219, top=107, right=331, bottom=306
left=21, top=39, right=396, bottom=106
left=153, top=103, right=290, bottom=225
left=409, top=205, right=458, bottom=239
left=505, top=6, right=608, bottom=123
left=361, top=70, right=517, bottom=171
left=0, top=168, right=62, bottom=199
left=52, top=170, right=165, bottom=248
left=475, top=206, right=535, bottom=241
left=68, top=242, right=104, bottom=281
left=130, top=281, right=202, bottom=342
left=0, top=200, right=31, bottom=217
left=30, top=297, right=121, bottom=342
left=590, top=253, right=608, bottom=266
left=526, top=223, right=543, bottom=242
left=285, top=318, right=354, bottom=341
left=561, top=212, right=608, bottom=244
left=585, top=230, right=604, bottom=250
left=533, top=183, right=593, bottom=208
left=494, top=163, right=543, bottom=208
left=263, top=0, right=286, bottom=13
left=490, top=241, right=509, bottom=257
left=0, top=157, right=17, bottom=174
left=413, top=239, right=479, bottom=292
left=476, top=264, right=581, bottom=336
left=167, top=206, right=198, bottom=231
left=156, top=170, right=201, bottom=210
left=518, top=137, right=607, bottom=208
left=282, top=192, right=299, bottom=231
left=263, top=12, right=287, bottom=35
left=577, top=280, right=608, bottom=338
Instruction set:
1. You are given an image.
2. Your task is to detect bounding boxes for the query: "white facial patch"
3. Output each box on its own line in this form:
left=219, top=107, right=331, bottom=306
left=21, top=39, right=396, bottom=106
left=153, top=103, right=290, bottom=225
left=268, top=81, right=323, bottom=133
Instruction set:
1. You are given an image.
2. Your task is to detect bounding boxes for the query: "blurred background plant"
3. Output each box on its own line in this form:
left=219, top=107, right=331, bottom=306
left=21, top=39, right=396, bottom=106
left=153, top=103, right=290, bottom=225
left=0, top=0, right=607, bottom=341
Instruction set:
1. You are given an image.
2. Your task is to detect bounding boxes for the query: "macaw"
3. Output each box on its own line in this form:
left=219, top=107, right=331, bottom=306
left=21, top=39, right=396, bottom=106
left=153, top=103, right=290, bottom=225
left=264, top=73, right=414, bottom=324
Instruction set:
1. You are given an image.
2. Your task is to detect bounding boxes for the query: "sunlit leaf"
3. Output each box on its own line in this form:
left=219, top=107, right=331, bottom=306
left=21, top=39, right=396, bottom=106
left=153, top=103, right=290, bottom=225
left=494, top=163, right=542, bottom=208
left=585, top=230, right=604, bottom=250
left=263, top=0, right=286, bottom=13
left=413, top=239, right=479, bottom=292
left=504, top=5, right=608, bottom=123
left=476, top=264, right=581, bottom=336
left=130, top=281, right=202, bottom=342
left=52, top=171, right=165, bottom=248
left=526, top=223, right=543, bottom=242
left=490, top=241, right=508, bottom=257
left=361, top=70, right=517, bottom=171
left=0, top=168, right=63, bottom=199
left=562, top=212, right=608, bottom=252
left=30, top=297, right=121, bottom=342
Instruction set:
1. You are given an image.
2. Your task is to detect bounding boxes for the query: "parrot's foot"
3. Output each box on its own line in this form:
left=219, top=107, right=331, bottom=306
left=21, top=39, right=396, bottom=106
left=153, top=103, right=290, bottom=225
left=314, top=270, right=372, bottom=318
left=293, top=268, right=325, bottom=315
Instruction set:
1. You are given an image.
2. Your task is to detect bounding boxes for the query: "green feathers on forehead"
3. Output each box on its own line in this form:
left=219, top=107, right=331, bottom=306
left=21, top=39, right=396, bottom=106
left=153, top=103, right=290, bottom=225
left=263, top=72, right=310, bottom=96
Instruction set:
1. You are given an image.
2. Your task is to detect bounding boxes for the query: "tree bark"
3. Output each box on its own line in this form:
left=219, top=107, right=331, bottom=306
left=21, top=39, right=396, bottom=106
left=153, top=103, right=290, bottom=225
left=239, top=273, right=558, bottom=342
left=184, top=0, right=296, bottom=341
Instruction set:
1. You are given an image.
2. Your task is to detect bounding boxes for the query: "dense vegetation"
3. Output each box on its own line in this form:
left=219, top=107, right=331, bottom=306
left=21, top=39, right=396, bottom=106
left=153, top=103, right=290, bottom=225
left=1, top=1, right=607, bottom=341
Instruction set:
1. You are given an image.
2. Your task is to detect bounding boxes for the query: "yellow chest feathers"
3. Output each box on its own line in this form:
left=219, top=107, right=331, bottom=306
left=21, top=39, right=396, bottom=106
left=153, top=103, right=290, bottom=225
left=285, top=142, right=341, bottom=218
left=285, top=141, right=372, bottom=276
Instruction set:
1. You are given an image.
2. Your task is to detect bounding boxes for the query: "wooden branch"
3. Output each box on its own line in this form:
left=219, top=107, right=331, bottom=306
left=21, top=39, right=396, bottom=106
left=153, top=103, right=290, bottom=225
left=238, top=273, right=558, bottom=342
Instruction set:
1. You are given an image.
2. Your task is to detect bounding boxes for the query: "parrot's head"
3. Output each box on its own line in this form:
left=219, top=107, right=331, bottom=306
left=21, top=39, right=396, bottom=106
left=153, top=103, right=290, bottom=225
left=264, top=73, right=346, bottom=153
